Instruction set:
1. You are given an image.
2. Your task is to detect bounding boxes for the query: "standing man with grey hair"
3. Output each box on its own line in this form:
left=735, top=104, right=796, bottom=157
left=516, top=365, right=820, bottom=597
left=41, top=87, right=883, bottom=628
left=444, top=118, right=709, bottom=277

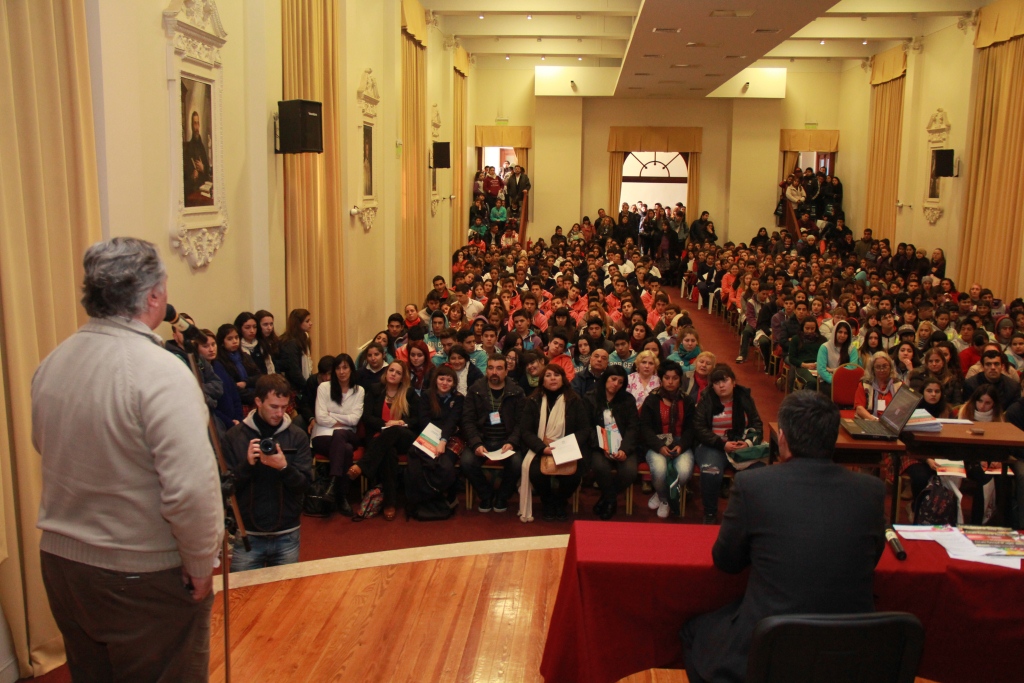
left=32, top=237, right=223, bottom=682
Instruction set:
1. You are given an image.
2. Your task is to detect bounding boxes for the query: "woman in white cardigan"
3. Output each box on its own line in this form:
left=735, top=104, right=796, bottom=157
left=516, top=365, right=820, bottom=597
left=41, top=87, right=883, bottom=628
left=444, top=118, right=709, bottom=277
left=311, top=354, right=364, bottom=516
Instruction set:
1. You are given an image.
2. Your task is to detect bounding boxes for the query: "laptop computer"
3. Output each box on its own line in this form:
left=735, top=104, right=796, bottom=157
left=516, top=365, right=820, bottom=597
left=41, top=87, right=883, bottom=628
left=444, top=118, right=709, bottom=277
left=842, top=385, right=923, bottom=441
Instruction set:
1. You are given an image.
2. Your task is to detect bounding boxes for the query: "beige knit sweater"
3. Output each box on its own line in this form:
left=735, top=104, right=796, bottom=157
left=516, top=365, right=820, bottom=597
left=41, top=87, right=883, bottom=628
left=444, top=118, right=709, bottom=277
left=32, top=317, right=223, bottom=577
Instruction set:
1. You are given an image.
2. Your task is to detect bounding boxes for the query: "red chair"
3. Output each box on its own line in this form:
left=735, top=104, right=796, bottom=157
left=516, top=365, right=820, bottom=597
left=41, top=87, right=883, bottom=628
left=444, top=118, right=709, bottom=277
left=831, top=364, right=864, bottom=408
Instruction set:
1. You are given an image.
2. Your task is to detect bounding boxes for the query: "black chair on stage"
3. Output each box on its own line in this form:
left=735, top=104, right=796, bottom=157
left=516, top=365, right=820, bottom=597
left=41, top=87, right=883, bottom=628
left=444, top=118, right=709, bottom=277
left=746, top=612, right=924, bottom=683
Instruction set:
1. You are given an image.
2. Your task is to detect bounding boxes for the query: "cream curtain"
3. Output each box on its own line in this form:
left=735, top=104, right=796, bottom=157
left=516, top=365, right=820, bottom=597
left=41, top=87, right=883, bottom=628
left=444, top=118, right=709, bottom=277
left=864, top=76, right=905, bottom=244
left=686, top=153, right=701, bottom=219
left=607, top=126, right=703, bottom=153
left=608, top=152, right=625, bottom=213
left=474, top=126, right=532, bottom=148
left=0, top=0, right=102, bottom=675
left=974, top=0, right=1024, bottom=49
left=451, top=69, right=467, bottom=251
left=781, top=151, right=801, bottom=181
left=281, top=0, right=346, bottom=358
left=778, top=129, right=840, bottom=152
left=960, top=34, right=1024, bottom=298
left=871, top=45, right=907, bottom=85
left=401, top=31, right=427, bottom=307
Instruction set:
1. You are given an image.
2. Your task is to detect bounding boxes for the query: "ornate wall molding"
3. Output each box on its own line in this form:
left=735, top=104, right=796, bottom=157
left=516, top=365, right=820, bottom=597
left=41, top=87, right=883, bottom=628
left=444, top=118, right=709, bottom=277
left=431, top=103, right=441, bottom=139
left=357, top=68, right=380, bottom=119
left=927, top=108, right=951, bottom=147
left=922, top=206, right=944, bottom=225
left=358, top=206, right=377, bottom=232
left=430, top=197, right=441, bottom=217
left=164, top=0, right=229, bottom=269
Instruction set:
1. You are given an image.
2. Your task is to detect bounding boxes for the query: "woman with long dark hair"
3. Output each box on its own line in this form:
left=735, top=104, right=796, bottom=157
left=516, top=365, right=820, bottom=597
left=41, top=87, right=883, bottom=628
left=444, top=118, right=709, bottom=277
left=254, top=309, right=279, bottom=374
left=356, top=342, right=388, bottom=389
left=405, top=365, right=463, bottom=512
left=311, top=354, right=364, bottom=516
left=216, top=323, right=259, bottom=406
left=235, top=311, right=271, bottom=375
left=587, top=365, right=639, bottom=520
left=277, top=308, right=313, bottom=393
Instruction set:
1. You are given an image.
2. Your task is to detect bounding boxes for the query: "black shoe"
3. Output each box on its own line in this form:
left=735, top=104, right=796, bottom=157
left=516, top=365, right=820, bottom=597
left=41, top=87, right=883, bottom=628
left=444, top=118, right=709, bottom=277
left=336, top=497, right=353, bottom=517
left=493, top=494, right=508, bottom=512
left=555, top=502, right=569, bottom=522
left=592, top=499, right=608, bottom=516
left=478, top=497, right=493, bottom=513
left=447, top=491, right=459, bottom=509
left=703, top=512, right=717, bottom=525
left=542, top=505, right=556, bottom=522
left=599, top=501, right=617, bottom=521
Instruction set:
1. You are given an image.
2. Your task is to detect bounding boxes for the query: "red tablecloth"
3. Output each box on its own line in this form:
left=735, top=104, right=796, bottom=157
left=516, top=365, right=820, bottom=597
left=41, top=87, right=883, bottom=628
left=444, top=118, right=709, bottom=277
left=540, top=521, right=1024, bottom=683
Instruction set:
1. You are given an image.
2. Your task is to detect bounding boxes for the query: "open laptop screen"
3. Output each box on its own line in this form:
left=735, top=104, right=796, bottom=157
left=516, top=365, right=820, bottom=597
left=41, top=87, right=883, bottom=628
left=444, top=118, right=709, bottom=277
left=880, top=386, right=922, bottom=434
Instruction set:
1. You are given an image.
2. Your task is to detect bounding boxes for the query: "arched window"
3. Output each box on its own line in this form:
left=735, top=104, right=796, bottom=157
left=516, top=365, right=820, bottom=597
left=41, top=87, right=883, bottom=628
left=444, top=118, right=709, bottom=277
left=619, top=152, right=688, bottom=210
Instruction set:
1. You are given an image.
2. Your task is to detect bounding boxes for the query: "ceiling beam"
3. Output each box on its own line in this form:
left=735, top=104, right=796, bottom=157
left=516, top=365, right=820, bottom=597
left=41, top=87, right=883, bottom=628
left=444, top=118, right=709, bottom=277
left=824, top=0, right=987, bottom=17
left=442, top=14, right=633, bottom=39
left=766, top=38, right=903, bottom=58
left=458, top=37, right=628, bottom=58
left=793, top=16, right=922, bottom=39
left=425, top=0, right=641, bottom=17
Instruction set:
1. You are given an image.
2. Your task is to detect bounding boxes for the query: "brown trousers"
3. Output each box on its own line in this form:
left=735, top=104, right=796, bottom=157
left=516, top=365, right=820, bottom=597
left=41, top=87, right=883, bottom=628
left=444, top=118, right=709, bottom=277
left=40, top=551, right=213, bottom=683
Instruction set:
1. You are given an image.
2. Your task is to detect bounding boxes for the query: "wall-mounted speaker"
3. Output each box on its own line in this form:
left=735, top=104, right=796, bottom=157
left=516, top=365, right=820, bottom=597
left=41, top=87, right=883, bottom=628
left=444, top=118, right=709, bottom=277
left=433, top=141, right=451, bottom=169
left=277, top=100, right=323, bottom=153
left=933, top=149, right=954, bottom=177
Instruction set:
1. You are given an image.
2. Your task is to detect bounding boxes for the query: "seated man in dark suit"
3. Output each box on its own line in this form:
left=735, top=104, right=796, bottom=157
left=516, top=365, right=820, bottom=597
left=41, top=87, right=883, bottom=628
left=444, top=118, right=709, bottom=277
left=682, top=390, right=886, bottom=683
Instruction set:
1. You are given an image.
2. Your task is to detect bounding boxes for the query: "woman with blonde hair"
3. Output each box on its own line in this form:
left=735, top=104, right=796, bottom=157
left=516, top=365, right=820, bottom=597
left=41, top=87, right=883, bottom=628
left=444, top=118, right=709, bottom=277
left=627, top=350, right=661, bottom=410
left=854, top=352, right=903, bottom=420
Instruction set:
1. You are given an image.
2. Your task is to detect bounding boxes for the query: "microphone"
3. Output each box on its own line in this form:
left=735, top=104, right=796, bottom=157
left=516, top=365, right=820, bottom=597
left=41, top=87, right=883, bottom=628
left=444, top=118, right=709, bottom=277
left=885, top=527, right=907, bottom=561
left=164, top=304, right=205, bottom=342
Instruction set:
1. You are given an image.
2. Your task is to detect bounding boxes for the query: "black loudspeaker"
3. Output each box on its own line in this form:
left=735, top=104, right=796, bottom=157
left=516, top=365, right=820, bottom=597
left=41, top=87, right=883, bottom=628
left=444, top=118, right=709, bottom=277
left=433, top=141, right=451, bottom=168
left=277, top=100, right=323, bottom=153
left=933, top=149, right=954, bottom=177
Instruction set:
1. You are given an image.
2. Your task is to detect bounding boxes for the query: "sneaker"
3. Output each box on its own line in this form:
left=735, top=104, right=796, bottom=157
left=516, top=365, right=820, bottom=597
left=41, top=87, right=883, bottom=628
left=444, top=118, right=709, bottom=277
left=657, top=502, right=670, bottom=519
left=703, top=512, right=717, bottom=525
left=735, top=355, right=744, bottom=363
left=555, top=503, right=569, bottom=522
left=541, top=505, right=556, bottom=522
left=478, top=498, right=493, bottom=513
left=648, top=492, right=662, bottom=510
left=493, top=494, right=508, bottom=512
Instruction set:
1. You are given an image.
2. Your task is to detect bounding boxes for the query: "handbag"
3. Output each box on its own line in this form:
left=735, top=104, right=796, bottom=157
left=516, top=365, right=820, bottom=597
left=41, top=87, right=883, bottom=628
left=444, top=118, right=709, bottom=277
left=540, top=454, right=577, bottom=476
left=730, top=443, right=770, bottom=462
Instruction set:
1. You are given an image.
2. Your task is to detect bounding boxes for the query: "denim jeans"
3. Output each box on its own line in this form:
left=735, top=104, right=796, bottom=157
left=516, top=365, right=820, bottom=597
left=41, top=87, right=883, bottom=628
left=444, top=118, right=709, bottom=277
left=695, top=444, right=728, bottom=516
left=231, top=528, right=300, bottom=572
left=646, top=448, right=694, bottom=501
left=739, top=325, right=756, bottom=358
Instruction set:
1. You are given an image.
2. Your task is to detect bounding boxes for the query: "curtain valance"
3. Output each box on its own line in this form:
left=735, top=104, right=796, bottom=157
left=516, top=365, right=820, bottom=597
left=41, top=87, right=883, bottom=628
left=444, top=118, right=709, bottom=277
left=607, top=127, right=702, bottom=153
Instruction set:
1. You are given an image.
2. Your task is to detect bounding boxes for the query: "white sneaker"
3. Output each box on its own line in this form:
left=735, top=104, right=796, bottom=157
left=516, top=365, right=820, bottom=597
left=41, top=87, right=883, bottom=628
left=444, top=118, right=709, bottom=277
left=657, top=502, right=670, bottom=519
left=648, top=492, right=662, bottom=510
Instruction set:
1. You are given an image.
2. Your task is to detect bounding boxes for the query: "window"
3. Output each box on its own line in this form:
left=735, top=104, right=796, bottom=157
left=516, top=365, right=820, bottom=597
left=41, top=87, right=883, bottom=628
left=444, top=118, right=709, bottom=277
left=619, top=152, right=688, bottom=210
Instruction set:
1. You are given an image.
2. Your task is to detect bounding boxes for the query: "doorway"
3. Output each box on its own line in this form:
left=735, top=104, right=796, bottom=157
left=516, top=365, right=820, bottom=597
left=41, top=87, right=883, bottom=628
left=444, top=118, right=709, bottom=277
left=619, top=152, right=688, bottom=211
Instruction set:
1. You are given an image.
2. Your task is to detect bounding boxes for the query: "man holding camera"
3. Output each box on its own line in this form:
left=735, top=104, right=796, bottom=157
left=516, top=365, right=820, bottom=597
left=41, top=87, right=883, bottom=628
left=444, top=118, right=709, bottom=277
left=222, top=373, right=312, bottom=571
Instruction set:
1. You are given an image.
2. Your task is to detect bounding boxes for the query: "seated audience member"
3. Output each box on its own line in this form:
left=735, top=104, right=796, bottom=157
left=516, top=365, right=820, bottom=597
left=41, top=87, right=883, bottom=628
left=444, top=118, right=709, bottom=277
left=544, top=327, right=577, bottom=381
left=461, top=354, right=525, bottom=513
left=571, top=347, right=609, bottom=397
left=909, top=347, right=964, bottom=406
left=609, top=330, right=638, bottom=373
left=683, top=351, right=717, bottom=403
left=424, top=311, right=447, bottom=354
left=349, top=361, right=419, bottom=522
left=503, top=309, right=543, bottom=352
left=235, top=311, right=272, bottom=375
left=854, top=352, right=903, bottom=420
left=253, top=309, right=280, bottom=374
left=356, top=342, right=388, bottom=389
left=277, top=309, right=314, bottom=394
left=431, top=328, right=457, bottom=366
left=196, top=328, right=240, bottom=433
left=787, top=317, right=824, bottom=391
left=297, top=355, right=333, bottom=429
left=1003, top=400, right=1024, bottom=530
left=963, top=350, right=1021, bottom=410
left=951, top=385, right=1006, bottom=524
left=903, top=375, right=952, bottom=519
left=521, top=365, right=591, bottom=522
left=446, top=344, right=483, bottom=396
left=627, top=350, right=661, bottom=410
left=693, top=364, right=764, bottom=524
left=682, top=391, right=885, bottom=683
left=222, top=374, right=313, bottom=571
left=571, top=337, right=592, bottom=375
left=406, top=340, right=433, bottom=394
left=310, top=354, right=364, bottom=516
left=587, top=365, right=640, bottom=520
left=667, top=326, right=701, bottom=371
left=217, top=323, right=259, bottom=406
left=889, top=341, right=921, bottom=383
left=641, top=361, right=696, bottom=519
left=405, top=365, right=463, bottom=511
left=816, top=320, right=858, bottom=394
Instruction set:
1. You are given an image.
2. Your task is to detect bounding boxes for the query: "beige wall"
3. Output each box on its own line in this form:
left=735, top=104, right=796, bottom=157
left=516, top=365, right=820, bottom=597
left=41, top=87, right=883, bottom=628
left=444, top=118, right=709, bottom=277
left=781, top=71, right=841, bottom=130
left=728, top=99, right=784, bottom=242
left=471, top=69, right=535, bottom=127
left=531, top=97, right=583, bottom=241
left=837, top=62, right=872, bottom=235
left=424, top=24, right=454, bottom=289
left=87, top=0, right=286, bottom=339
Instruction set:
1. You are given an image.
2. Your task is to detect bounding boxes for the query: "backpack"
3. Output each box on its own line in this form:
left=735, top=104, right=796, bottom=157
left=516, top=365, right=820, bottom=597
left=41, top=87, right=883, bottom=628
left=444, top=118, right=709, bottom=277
left=353, top=486, right=383, bottom=521
left=915, top=475, right=958, bottom=525
left=302, top=460, right=334, bottom=517
left=408, top=497, right=455, bottom=522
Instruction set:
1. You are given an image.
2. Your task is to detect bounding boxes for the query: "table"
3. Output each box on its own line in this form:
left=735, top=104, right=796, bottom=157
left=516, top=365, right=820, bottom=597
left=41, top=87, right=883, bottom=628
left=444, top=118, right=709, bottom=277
left=767, top=421, right=907, bottom=522
left=540, top=522, right=1024, bottom=683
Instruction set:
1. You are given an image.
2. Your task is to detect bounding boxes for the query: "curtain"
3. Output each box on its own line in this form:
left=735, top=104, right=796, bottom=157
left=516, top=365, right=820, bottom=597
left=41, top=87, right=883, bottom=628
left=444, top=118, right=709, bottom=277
left=281, top=0, right=346, bottom=358
left=781, top=151, right=800, bottom=181
left=513, top=147, right=529, bottom=173
left=974, top=0, right=1024, bottom=49
left=864, top=76, right=905, bottom=244
left=871, top=45, right=907, bottom=85
left=0, top=0, right=102, bottom=675
left=474, top=126, right=532, bottom=148
left=450, top=69, right=467, bottom=251
left=686, top=153, right=700, bottom=220
left=960, top=34, right=1024, bottom=298
left=607, top=126, right=702, bottom=152
left=401, top=31, right=427, bottom=307
left=608, top=152, right=625, bottom=213
left=778, top=129, right=840, bottom=152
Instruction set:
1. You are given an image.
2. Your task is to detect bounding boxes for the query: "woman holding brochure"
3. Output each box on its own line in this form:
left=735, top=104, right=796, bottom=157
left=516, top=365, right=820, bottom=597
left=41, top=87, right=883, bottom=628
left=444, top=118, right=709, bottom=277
left=520, top=364, right=592, bottom=522
left=405, top=366, right=464, bottom=511
left=587, top=365, right=640, bottom=521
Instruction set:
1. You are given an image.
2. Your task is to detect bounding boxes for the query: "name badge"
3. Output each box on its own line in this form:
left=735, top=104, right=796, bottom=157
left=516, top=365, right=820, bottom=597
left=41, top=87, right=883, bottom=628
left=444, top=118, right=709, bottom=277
left=877, top=399, right=886, bottom=413
left=489, top=411, right=501, bottom=425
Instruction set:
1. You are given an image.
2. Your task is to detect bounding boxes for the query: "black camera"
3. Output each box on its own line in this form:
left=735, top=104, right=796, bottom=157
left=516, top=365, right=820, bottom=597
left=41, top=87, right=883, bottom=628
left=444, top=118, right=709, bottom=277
left=259, top=437, right=277, bottom=455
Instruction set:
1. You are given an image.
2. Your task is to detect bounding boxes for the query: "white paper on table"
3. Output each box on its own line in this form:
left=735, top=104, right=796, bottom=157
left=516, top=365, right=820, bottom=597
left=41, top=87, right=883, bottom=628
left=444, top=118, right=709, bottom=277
left=550, top=434, right=584, bottom=465
left=894, top=525, right=956, bottom=541
left=946, top=552, right=1021, bottom=569
left=413, top=423, right=443, bottom=458
left=936, top=418, right=974, bottom=424
left=486, top=448, right=515, bottom=461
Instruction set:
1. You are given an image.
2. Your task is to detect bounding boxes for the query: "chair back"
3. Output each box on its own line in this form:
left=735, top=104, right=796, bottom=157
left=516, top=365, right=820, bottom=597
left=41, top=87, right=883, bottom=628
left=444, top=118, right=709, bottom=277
left=746, top=612, right=924, bottom=683
left=831, top=364, right=864, bottom=407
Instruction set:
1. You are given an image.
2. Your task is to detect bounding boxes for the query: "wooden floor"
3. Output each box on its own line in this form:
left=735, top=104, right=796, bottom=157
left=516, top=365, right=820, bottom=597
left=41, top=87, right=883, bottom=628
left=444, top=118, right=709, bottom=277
left=207, top=549, right=938, bottom=683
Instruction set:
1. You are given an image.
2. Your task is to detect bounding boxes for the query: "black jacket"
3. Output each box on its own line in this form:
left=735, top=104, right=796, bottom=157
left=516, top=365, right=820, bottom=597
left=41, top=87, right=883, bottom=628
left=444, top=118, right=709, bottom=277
left=571, top=367, right=603, bottom=398
left=276, top=338, right=308, bottom=392
left=461, top=377, right=525, bottom=451
left=520, top=392, right=593, bottom=470
left=417, top=392, right=464, bottom=441
left=755, top=300, right=777, bottom=334
left=687, top=459, right=886, bottom=683
left=962, top=373, right=1021, bottom=412
left=693, top=384, right=762, bottom=450
left=639, top=389, right=696, bottom=454
left=586, top=388, right=640, bottom=457
left=221, top=413, right=313, bottom=533
left=362, top=383, right=421, bottom=439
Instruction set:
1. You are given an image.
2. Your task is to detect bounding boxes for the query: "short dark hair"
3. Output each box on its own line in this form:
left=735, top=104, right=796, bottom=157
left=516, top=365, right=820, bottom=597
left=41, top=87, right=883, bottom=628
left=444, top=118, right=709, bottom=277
left=709, top=363, right=736, bottom=384
left=255, top=374, right=292, bottom=401
left=657, top=359, right=683, bottom=380
left=317, top=355, right=334, bottom=375
left=777, top=391, right=840, bottom=459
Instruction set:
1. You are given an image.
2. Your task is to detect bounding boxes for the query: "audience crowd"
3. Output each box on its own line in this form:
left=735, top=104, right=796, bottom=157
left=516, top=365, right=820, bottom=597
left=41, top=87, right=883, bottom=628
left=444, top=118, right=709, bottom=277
left=173, top=168, right=1024, bottom=570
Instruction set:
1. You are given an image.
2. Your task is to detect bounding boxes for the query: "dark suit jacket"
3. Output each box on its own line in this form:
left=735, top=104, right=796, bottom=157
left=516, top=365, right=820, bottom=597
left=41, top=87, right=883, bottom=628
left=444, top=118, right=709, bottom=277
left=686, top=458, right=886, bottom=683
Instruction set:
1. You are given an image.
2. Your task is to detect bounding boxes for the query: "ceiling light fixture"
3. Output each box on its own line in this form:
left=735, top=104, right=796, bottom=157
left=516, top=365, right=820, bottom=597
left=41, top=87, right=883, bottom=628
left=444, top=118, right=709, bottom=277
left=527, top=14, right=532, bottom=20
left=863, top=40, right=868, bottom=45
left=578, top=56, right=583, bottom=61
left=820, top=40, right=825, bottom=45
left=479, top=13, right=484, bottom=19
left=541, top=55, right=545, bottom=60
left=505, top=54, right=510, bottom=60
